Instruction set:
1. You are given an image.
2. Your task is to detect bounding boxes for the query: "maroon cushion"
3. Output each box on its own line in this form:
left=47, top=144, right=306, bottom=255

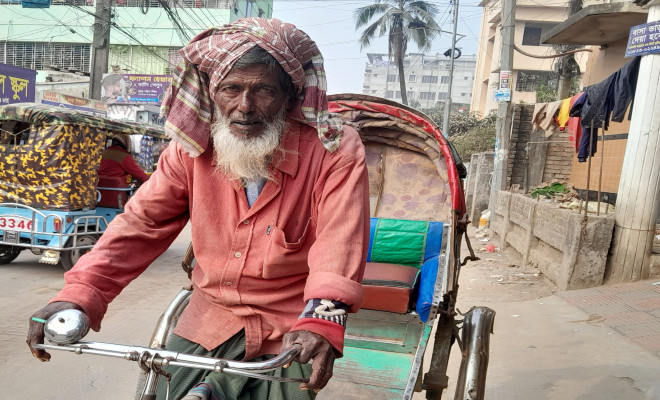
left=361, top=262, right=418, bottom=313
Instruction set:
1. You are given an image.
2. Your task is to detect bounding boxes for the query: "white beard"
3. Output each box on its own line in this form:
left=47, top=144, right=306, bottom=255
left=211, top=107, right=287, bottom=184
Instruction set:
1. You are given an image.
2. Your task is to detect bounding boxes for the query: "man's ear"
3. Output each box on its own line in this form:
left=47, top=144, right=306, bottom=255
left=285, top=96, right=296, bottom=111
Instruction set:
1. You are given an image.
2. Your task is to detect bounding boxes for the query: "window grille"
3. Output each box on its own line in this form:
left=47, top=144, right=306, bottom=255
left=421, top=75, right=438, bottom=84
left=0, top=42, right=91, bottom=72
left=420, top=92, right=435, bottom=100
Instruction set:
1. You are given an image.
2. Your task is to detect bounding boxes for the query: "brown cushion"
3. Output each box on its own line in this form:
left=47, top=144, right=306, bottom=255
left=361, top=262, right=419, bottom=313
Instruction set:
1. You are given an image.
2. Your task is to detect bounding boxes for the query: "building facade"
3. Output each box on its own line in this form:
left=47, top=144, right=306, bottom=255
left=362, top=53, right=477, bottom=110
left=470, top=0, right=589, bottom=116
left=0, top=0, right=272, bottom=78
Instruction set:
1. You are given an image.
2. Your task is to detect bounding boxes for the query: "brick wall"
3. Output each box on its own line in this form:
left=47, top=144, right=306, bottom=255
left=508, top=104, right=534, bottom=188
left=542, top=128, right=574, bottom=183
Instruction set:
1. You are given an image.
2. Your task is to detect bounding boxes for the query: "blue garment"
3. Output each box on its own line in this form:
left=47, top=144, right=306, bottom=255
left=577, top=125, right=597, bottom=162
left=611, top=57, right=641, bottom=122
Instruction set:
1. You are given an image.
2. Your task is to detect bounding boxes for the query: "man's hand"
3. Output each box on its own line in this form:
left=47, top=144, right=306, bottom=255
left=281, top=330, right=336, bottom=392
left=26, top=302, right=83, bottom=361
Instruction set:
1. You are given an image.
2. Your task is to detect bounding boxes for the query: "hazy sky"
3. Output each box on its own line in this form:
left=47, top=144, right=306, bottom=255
left=272, top=0, right=484, bottom=94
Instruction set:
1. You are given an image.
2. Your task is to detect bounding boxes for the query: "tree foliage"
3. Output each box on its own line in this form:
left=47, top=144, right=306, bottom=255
left=354, top=0, right=440, bottom=105
left=445, top=112, right=496, bottom=162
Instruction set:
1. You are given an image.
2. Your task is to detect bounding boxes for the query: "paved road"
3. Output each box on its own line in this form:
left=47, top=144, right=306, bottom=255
left=1, top=225, right=192, bottom=399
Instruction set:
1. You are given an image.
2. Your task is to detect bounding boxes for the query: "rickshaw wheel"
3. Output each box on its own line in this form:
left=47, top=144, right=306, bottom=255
left=60, top=234, right=100, bottom=271
left=0, top=245, right=22, bottom=264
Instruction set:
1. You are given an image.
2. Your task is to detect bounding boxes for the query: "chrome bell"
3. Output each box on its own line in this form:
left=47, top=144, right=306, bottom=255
left=44, top=309, right=90, bottom=345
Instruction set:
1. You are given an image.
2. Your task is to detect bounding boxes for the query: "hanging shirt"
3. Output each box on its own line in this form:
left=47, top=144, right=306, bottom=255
left=611, top=56, right=641, bottom=122
left=50, top=120, right=370, bottom=360
left=567, top=93, right=586, bottom=152
left=556, top=98, right=572, bottom=131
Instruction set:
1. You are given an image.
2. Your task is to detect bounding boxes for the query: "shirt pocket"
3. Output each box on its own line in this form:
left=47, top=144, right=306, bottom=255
left=262, top=219, right=313, bottom=279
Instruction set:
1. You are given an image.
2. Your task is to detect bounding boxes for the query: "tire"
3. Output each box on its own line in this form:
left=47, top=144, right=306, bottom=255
left=60, top=234, right=99, bottom=271
left=0, top=245, right=22, bottom=264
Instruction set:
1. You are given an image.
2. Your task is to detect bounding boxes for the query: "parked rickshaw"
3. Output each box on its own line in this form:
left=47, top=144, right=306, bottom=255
left=0, top=103, right=167, bottom=270
left=35, top=94, right=495, bottom=399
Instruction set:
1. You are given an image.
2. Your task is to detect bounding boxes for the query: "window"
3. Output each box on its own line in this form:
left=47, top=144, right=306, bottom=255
left=515, top=70, right=555, bottom=92
left=372, top=90, right=377, bottom=94
left=386, top=91, right=394, bottom=98
left=438, top=92, right=448, bottom=100
left=464, top=76, right=469, bottom=80
left=440, top=76, right=449, bottom=84
left=0, top=42, right=92, bottom=72
left=420, top=92, right=436, bottom=100
left=522, top=22, right=557, bottom=46
left=409, top=75, right=416, bottom=82
left=522, top=27, right=542, bottom=46
left=461, top=93, right=467, bottom=97
left=422, top=75, right=438, bottom=84
left=113, top=0, right=234, bottom=9
left=395, top=91, right=401, bottom=98
left=387, top=75, right=397, bottom=82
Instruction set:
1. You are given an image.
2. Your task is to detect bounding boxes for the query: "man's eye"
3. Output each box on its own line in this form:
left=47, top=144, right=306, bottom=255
left=258, top=87, right=275, bottom=95
left=221, top=86, right=241, bottom=93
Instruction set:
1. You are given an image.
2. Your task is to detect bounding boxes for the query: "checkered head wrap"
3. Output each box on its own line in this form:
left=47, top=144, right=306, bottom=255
left=160, top=17, right=342, bottom=157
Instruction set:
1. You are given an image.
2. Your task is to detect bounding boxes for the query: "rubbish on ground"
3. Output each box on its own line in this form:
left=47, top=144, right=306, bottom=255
left=485, top=244, right=495, bottom=252
left=479, top=210, right=490, bottom=227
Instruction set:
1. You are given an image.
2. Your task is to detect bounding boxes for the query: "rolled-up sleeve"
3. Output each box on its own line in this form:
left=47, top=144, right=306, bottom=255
left=50, top=143, right=192, bottom=331
left=290, top=127, right=370, bottom=352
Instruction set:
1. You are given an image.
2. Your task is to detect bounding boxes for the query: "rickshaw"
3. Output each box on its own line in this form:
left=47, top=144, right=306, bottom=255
left=35, top=94, right=496, bottom=399
left=0, top=103, right=168, bottom=270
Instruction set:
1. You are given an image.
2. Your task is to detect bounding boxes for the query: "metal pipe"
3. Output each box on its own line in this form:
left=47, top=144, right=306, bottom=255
left=34, top=342, right=303, bottom=374
left=453, top=307, right=496, bottom=400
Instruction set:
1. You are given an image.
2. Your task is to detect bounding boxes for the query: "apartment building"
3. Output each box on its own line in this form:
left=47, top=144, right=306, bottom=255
left=362, top=52, right=477, bottom=110
left=470, top=0, right=589, bottom=116
left=0, top=0, right=272, bottom=78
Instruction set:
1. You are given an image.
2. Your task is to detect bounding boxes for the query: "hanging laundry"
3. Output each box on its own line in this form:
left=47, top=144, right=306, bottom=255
left=580, top=73, right=617, bottom=130
left=532, top=100, right=563, bottom=136
left=556, top=97, right=572, bottom=131
left=566, top=93, right=584, bottom=151
left=577, top=125, right=597, bottom=162
left=611, top=57, right=641, bottom=122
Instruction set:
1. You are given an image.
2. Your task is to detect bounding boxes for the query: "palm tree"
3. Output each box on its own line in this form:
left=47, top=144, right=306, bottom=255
left=355, top=0, right=440, bottom=106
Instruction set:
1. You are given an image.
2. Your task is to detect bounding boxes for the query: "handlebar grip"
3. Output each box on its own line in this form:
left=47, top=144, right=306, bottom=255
left=44, top=309, right=90, bottom=345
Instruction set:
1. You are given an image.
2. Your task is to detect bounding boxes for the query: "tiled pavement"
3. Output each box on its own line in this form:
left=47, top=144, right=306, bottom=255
left=557, top=279, right=660, bottom=358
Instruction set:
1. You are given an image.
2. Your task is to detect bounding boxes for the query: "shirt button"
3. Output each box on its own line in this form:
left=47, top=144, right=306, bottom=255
left=234, top=252, right=242, bottom=258
left=225, top=281, right=232, bottom=286
left=243, top=220, right=250, bottom=225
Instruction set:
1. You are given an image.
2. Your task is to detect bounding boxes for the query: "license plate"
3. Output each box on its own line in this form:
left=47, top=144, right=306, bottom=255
left=0, top=216, right=33, bottom=232
left=3, top=230, right=19, bottom=244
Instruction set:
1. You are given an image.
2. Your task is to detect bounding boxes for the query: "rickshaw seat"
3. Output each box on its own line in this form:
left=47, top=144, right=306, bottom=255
left=361, top=218, right=444, bottom=316
left=97, top=176, right=129, bottom=209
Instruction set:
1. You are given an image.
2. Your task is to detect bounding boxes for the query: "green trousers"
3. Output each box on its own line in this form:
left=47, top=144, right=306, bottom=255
left=156, top=331, right=316, bottom=400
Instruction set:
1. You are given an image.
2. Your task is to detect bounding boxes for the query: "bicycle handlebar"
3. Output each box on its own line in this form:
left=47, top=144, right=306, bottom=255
left=34, top=309, right=308, bottom=384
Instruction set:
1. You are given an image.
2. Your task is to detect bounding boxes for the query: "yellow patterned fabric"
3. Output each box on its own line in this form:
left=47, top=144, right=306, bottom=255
left=0, top=103, right=165, bottom=210
left=0, top=124, right=106, bottom=210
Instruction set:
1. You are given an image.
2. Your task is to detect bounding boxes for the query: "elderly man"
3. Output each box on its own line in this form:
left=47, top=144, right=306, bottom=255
left=27, top=18, right=369, bottom=400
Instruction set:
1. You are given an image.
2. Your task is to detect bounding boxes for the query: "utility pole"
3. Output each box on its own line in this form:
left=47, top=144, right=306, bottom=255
left=606, top=0, right=660, bottom=282
left=441, top=0, right=459, bottom=137
left=89, top=0, right=112, bottom=100
left=491, top=0, right=516, bottom=199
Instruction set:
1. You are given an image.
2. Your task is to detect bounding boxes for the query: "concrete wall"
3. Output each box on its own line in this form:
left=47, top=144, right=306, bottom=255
left=466, top=152, right=494, bottom=226
left=490, top=190, right=615, bottom=290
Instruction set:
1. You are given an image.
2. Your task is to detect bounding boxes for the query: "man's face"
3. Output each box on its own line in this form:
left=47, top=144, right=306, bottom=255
left=213, top=64, right=291, bottom=139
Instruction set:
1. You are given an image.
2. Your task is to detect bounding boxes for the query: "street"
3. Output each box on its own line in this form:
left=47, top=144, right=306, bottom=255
left=2, top=225, right=660, bottom=399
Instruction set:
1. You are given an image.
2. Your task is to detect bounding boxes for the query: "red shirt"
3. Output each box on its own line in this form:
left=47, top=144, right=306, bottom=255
left=98, top=146, right=151, bottom=182
left=51, top=120, right=370, bottom=359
